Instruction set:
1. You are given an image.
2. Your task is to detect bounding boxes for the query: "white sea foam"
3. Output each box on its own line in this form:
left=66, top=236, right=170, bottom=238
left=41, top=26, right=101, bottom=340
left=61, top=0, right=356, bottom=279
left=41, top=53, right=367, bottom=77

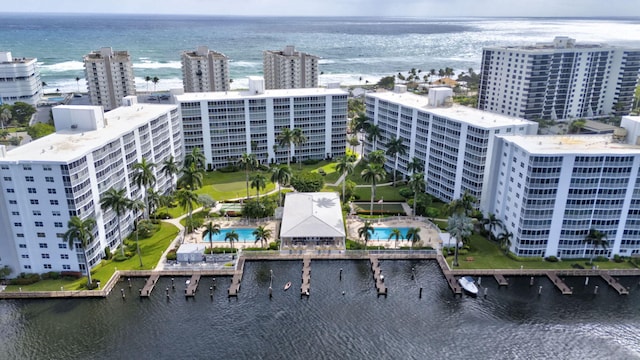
left=229, top=61, right=261, bottom=68
left=39, top=60, right=84, bottom=72
left=133, top=60, right=182, bottom=70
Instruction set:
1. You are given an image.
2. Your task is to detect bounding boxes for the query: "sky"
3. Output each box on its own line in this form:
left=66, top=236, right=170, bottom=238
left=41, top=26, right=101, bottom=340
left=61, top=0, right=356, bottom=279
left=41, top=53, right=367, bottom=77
left=2, top=0, right=638, bottom=17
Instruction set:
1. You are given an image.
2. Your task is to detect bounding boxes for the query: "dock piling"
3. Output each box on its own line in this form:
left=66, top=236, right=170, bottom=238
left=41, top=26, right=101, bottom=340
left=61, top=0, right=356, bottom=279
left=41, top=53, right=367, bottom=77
left=585, top=276, right=589, bottom=286
left=538, top=286, right=542, bottom=295
left=594, top=285, right=599, bottom=295
left=419, top=287, right=422, bottom=299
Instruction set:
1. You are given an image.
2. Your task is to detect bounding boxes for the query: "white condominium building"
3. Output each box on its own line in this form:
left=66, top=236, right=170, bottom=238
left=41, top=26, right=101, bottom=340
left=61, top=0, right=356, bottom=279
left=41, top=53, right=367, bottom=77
left=84, top=47, right=136, bottom=111
left=175, top=77, right=347, bottom=169
left=488, top=121, right=640, bottom=258
left=365, top=87, right=538, bottom=205
left=181, top=46, right=230, bottom=93
left=263, top=45, right=319, bottom=90
left=0, top=51, right=43, bottom=106
left=0, top=100, right=182, bottom=275
left=478, top=37, right=640, bottom=121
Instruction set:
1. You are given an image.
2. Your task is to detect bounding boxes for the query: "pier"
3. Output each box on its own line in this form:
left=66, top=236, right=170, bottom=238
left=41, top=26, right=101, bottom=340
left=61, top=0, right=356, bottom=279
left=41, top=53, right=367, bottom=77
left=185, top=274, right=201, bottom=297
left=370, top=256, right=387, bottom=297
left=600, top=274, right=629, bottom=295
left=493, top=274, right=508, bottom=286
left=545, top=273, right=572, bottom=295
left=436, top=255, right=462, bottom=295
left=301, top=257, right=311, bottom=297
left=140, top=274, right=160, bottom=297
left=228, top=256, right=246, bottom=298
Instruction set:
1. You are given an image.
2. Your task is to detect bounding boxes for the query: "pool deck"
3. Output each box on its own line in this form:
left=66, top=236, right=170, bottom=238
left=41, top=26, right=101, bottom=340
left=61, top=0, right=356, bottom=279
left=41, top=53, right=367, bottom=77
left=346, top=217, right=441, bottom=249
left=184, top=218, right=279, bottom=249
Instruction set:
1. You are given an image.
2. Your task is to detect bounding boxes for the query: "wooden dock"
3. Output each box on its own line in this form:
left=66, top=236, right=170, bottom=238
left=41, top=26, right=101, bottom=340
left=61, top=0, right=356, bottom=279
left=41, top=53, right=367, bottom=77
left=185, top=274, right=201, bottom=297
left=370, top=257, right=387, bottom=296
left=600, top=274, right=629, bottom=295
left=140, top=274, right=160, bottom=297
left=228, top=256, right=246, bottom=298
left=546, top=272, right=573, bottom=295
left=493, top=274, right=508, bottom=286
left=436, top=255, right=462, bottom=296
left=301, top=257, right=311, bottom=297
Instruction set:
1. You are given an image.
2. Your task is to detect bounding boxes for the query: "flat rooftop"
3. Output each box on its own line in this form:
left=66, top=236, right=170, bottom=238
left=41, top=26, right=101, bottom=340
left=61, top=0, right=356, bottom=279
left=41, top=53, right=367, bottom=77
left=0, top=104, right=177, bottom=163
left=499, top=134, right=640, bottom=155
left=175, top=87, right=347, bottom=102
left=368, top=91, right=535, bottom=128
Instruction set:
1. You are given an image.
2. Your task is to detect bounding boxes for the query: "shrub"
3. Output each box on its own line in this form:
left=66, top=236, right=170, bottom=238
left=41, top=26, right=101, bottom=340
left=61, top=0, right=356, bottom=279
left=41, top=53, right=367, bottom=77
left=613, top=254, right=624, bottom=263
left=425, top=207, right=440, bottom=218
left=218, top=165, right=238, bottom=173
left=151, top=211, right=172, bottom=220
left=41, top=271, right=61, bottom=280
left=166, top=250, right=177, bottom=261
left=9, top=273, right=41, bottom=285
left=291, top=171, right=324, bottom=192
left=302, top=158, right=320, bottom=165
left=318, top=168, right=326, bottom=176
left=458, top=249, right=469, bottom=255
left=545, top=256, right=559, bottom=262
left=113, top=254, right=128, bottom=262
left=595, top=255, right=609, bottom=262
left=86, top=280, right=100, bottom=290
left=268, top=241, right=280, bottom=250
left=61, top=271, right=82, bottom=279
left=104, top=246, right=112, bottom=260
left=398, top=187, right=414, bottom=198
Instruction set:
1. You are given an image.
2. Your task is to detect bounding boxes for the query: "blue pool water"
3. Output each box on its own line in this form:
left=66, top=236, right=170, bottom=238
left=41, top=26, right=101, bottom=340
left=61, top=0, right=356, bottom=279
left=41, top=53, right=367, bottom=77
left=370, top=227, right=412, bottom=240
left=203, top=228, right=256, bottom=242
left=47, top=96, right=65, bottom=102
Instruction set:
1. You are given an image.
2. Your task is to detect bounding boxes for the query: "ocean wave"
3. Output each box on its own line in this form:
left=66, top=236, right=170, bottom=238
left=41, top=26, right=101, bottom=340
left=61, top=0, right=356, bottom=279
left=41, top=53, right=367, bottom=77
left=133, top=60, right=182, bottom=69
left=39, top=60, right=84, bottom=72
left=229, top=61, right=261, bottom=68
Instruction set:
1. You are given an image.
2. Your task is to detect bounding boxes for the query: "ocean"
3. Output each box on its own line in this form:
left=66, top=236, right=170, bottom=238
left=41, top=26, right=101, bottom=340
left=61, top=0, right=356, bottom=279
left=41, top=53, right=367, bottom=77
left=1, top=14, right=640, bottom=93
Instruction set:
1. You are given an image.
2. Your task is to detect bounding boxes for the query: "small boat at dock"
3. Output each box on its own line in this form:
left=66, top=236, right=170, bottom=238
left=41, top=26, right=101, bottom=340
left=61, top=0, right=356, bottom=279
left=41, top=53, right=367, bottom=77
left=284, top=281, right=292, bottom=291
left=458, top=276, right=479, bottom=296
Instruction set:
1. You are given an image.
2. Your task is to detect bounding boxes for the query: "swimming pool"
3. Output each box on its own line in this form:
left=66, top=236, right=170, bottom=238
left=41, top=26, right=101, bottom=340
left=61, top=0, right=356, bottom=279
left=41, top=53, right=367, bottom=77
left=369, top=227, right=412, bottom=241
left=47, top=96, right=66, bottom=102
left=203, top=228, right=256, bottom=242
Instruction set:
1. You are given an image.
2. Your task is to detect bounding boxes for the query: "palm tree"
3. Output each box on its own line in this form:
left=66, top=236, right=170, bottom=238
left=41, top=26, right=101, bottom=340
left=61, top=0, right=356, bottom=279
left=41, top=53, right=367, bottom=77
left=482, top=213, right=503, bottom=239
left=447, top=213, right=474, bottom=267
left=366, top=123, right=382, bottom=151
left=335, top=155, right=355, bottom=203
left=277, top=128, right=294, bottom=166
left=253, top=225, right=272, bottom=249
left=75, top=76, right=81, bottom=93
left=63, top=216, right=96, bottom=287
left=358, top=221, right=375, bottom=248
left=203, top=222, right=221, bottom=254
left=270, top=165, right=292, bottom=207
left=184, top=147, right=206, bottom=170
left=161, top=155, right=180, bottom=192
left=175, top=188, right=199, bottom=233
left=152, top=76, right=160, bottom=93
left=145, top=188, right=162, bottom=217
left=99, top=187, right=130, bottom=257
left=405, top=227, right=421, bottom=250
left=145, top=76, right=151, bottom=92
left=0, top=108, right=12, bottom=130
left=389, top=228, right=402, bottom=249
left=445, top=190, right=477, bottom=217
left=132, top=158, right=156, bottom=220
left=407, top=156, right=424, bottom=175
left=408, top=172, right=425, bottom=217
left=361, top=163, right=386, bottom=216
left=238, top=153, right=259, bottom=199
left=584, top=228, right=609, bottom=264
left=497, top=230, right=513, bottom=253
left=178, top=163, right=204, bottom=191
left=367, top=149, right=385, bottom=166
left=128, top=199, right=146, bottom=267
left=225, top=230, right=239, bottom=252
left=292, top=128, right=307, bottom=169
left=250, top=173, right=267, bottom=203
left=385, top=136, right=407, bottom=185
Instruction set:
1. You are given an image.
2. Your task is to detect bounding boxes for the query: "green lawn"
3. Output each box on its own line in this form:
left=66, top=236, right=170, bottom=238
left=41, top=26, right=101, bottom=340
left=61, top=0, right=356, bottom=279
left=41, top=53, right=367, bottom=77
left=310, top=162, right=340, bottom=184
left=345, top=162, right=369, bottom=185
left=354, top=185, right=405, bottom=202
left=447, top=235, right=638, bottom=270
left=5, top=222, right=179, bottom=292
left=352, top=202, right=405, bottom=214
left=199, top=170, right=275, bottom=200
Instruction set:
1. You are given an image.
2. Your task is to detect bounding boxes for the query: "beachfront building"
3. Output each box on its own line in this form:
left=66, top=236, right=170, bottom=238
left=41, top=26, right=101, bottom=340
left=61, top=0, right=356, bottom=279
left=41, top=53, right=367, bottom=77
left=263, top=45, right=319, bottom=90
left=0, top=51, right=43, bottom=106
left=0, top=100, right=182, bottom=275
left=486, top=117, right=640, bottom=259
left=280, top=192, right=345, bottom=247
left=364, top=86, right=538, bottom=206
left=174, top=77, right=347, bottom=169
left=83, top=47, right=136, bottom=111
left=181, top=46, right=230, bottom=93
left=478, top=37, right=640, bottom=121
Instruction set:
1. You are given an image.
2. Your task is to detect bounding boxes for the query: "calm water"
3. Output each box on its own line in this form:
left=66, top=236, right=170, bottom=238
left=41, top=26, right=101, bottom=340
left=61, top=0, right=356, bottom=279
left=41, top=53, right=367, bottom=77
left=370, top=227, right=411, bottom=240
left=204, top=228, right=257, bottom=242
left=1, top=260, right=639, bottom=359
left=1, top=15, right=639, bottom=92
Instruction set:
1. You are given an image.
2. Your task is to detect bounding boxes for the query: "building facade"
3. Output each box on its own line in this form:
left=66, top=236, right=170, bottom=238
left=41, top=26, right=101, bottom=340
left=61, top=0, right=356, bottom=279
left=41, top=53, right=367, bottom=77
left=181, top=46, right=230, bottom=93
left=263, top=46, right=319, bottom=90
left=84, top=47, right=136, bottom=111
left=0, top=51, right=43, bottom=106
left=487, top=128, right=640, bottom=259
left=478, top=37, right=640, bottom=121
left=365, top=87, right=538, bottom=205
left=0, top=100, right=182, bottom=275
left=175, top=77, right=347, bottom=169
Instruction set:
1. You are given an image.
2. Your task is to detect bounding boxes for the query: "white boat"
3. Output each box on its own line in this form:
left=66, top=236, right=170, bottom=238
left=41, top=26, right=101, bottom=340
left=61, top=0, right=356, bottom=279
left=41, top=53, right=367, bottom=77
left=458, top=276, right=479, bottom=295
left=283, top=281, right=292, bottom=291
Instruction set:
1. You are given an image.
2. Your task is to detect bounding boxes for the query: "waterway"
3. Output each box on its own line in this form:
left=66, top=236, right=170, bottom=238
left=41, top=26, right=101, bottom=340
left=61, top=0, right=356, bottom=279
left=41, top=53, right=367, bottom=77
left=1, top=260, right=639, bottom=359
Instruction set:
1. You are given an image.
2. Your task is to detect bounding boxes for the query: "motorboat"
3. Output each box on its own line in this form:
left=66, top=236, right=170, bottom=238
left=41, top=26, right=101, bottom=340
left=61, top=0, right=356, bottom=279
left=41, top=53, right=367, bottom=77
left=458, top=276, right=479, bottom=296
left=284, top=281, right=292, bottom=291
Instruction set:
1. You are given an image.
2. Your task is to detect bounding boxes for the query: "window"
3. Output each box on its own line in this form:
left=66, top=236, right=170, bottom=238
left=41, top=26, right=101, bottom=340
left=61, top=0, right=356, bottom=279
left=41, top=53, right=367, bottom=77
left=50, top=200, right=59, bottom=205
left=30, top=199, right=39, bottom=205
left=21, top=254, right=29, bottom=258
left=9, top=200, right=17, bottom=204
left=41, top=254, right=50, bottom=259
left=25, top=176, right=34, bottom=182
left=54, top=222, right=63, bottom=228
left=23, top=165, right=32, bottom=171
left=6, top=189, right=14, bottom=193
left=56, top=233, right=64, bottom=238
left=35, top=221, right=44, bottom=227
left=43, top=264, right=52, bottom=269
left=45, top=176, right=54, bottom=182
left=61, top=254, right=69, bottom=260
left=48, top=189, right=56, bottom=194
left=62, top=265, right=71, bottom=270
left=19, top=244, right=27, bottom=248
left=3, top=176, right=11, bottom=181
left=39, top=243, right=48, bottom=248
left=16, top=233, right=24, bottom=238
left=52, top=211, right=61, bottom=217
left=11, top=211, right=19, bottom=216
left=28, top=188, right=37, bottom=194
left=24, top=265, right=31, bottom=270
left=43, top=166, right=52, bottom=171
left=37, top=233, right=46, bottom=238
left=58, top=243, right=67, bottom=249
left=14, top=222, right=22, bottom=227
left=33, top=210, right=41, bottom=216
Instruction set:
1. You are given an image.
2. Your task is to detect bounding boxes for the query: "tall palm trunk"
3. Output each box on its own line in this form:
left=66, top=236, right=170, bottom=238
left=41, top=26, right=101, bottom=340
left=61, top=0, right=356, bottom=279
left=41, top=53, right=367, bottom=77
left=117, top=218, right=125, bottom=256
left=83, top=250, right=93, bottom=286
left=245, top=168, right=250, bottom=199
